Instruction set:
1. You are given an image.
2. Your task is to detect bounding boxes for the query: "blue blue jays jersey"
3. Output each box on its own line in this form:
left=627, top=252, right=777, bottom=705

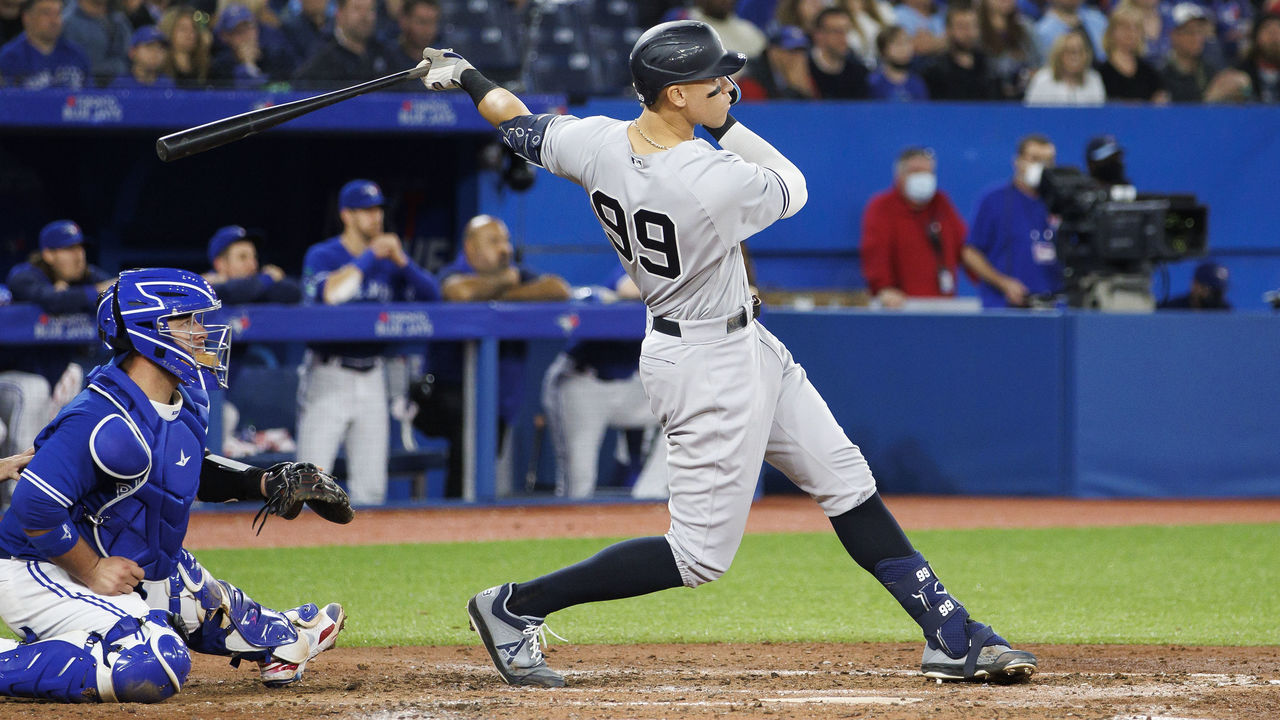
left=0, top=361, right=208, bottom=581
left=301, top=235, right=441, bottom=305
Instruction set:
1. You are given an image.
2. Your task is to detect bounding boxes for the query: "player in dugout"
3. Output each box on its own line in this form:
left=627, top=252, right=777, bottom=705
left=0, top=268, right=355, bottom=703
left=416, top=20, right=1038, bottom=687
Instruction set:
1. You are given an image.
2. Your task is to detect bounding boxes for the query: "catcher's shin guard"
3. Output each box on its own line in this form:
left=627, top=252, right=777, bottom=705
left=0, top=611, right=190, bottom=703
left=168, top=550, right=344, bottom=686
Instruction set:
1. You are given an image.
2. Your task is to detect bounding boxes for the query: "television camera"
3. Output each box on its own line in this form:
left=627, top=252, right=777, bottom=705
left=1037, top=167, right=1208, bottom=311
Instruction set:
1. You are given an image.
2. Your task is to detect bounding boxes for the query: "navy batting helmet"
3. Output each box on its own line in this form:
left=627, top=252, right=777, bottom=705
left=630, top=20, right=747, bottom=106
left=97, top=268, right=230, bottom=390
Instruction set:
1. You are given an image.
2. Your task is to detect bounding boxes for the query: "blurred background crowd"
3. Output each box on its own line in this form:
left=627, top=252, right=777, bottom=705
left=1, top=0, right=1277, bottom=103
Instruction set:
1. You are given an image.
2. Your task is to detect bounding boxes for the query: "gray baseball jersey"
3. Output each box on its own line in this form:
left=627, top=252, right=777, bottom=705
left=503, top=113, right=876, bottom=587
left=524, top=115, right=789, bottom=320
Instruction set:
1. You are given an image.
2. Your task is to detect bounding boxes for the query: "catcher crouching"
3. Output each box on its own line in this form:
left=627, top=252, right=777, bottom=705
left=0, top=269, right=354, bottom=703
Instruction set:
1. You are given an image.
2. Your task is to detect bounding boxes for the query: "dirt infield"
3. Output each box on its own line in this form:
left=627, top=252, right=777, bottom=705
left=5, top=496, right=1278, bottom=719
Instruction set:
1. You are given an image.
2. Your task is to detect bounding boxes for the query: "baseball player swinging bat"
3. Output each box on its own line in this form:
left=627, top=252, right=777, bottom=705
left=155, top=64, right=432, bottom=162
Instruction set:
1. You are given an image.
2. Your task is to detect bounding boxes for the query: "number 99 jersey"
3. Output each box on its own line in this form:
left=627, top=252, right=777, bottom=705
left=499, top=114, right=792, bottom=321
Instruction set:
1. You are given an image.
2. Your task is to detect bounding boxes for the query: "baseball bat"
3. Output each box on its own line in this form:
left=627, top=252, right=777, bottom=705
left=155, top=64, right=432, bottom=162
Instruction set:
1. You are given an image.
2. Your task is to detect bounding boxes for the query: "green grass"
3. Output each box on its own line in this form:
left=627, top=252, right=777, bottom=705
left=187, top=523, right=1280, bottom=648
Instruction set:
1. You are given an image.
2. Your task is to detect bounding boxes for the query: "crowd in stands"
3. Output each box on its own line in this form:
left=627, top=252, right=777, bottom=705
left=0, top=0, right=1275, bottom=102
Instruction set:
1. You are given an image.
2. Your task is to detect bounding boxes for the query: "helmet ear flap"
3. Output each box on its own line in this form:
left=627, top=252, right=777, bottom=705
left=101, top=282, right=133, bottom=354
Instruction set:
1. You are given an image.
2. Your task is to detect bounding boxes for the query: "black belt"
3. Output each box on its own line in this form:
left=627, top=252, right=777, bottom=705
left=315, top=354, right=379, bottom=372
left=652, top=297, right=761, bottom=338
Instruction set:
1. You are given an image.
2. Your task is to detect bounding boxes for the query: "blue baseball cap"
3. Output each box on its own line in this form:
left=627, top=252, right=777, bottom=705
left=1086, top=134, right=1122, bottom=163
left=339, top=179, right=385, bottom=210
left=130, top=25, right=166, bottom=48
left=39, top=220, right=85, bottom=250
left=215, top=3, right=254, bottom=34
left=1193, top=261, right=1229, bottom=291
left=769, top=25, right=809, bottom=51
left=207, top=224, right=252, bottom=264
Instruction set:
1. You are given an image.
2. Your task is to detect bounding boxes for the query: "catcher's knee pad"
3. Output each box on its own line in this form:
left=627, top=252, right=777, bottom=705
left=875, top=552, right=995, bottom=657
left=0, top=611, right=189, bottom=704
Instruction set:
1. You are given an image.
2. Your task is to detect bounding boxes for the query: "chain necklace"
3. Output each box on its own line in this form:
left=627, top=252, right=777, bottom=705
left=631, top=121, right=670, bottom=151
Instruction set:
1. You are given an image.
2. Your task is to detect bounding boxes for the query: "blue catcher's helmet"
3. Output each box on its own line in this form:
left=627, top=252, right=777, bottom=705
left=97, top=268, right=230, bottom=390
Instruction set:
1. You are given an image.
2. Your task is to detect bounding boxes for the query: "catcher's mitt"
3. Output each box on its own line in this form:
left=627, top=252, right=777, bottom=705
left=253, top=462, right=355, bottom=534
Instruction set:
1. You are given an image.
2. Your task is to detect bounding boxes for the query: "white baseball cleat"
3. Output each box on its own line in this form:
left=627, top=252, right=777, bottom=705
left=467, top=583, right=565, bottom=688
left=259, top=602, right=345, bottom=688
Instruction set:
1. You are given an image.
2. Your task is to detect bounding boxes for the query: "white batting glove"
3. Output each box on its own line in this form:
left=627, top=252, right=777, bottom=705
left=418, top=47, right=474, bottom=91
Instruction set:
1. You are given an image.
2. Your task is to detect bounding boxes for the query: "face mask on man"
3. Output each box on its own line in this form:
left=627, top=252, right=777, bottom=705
left=903, top=172, right=937, bottom=205
left=1021, top=162, right=1044, bottom=190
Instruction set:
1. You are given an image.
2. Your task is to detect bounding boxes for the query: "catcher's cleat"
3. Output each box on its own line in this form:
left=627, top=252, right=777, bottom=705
left=467, top=584, right=565, bottom=688
left=920, top=621, right=1037, bottom=683
left=259, top=602, right=346, bottom=688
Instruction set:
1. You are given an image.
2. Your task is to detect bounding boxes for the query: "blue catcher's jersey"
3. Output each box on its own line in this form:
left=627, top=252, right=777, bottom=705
left=0, top=360, right=208, bottom=580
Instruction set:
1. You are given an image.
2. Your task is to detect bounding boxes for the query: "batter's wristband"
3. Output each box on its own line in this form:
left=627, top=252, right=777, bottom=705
left=704, top=114, right=738, bottom=142
left=29, top=521, right=79, bottom=558
left=459, top=68, right=500, bottom=106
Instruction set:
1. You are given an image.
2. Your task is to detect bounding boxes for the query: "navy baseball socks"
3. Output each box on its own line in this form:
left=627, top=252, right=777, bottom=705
left=830, top=493, right=1037, bottom=683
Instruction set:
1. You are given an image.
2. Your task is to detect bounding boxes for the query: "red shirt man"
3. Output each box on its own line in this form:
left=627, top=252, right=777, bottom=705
left=860, top=147, right=967, bottom=308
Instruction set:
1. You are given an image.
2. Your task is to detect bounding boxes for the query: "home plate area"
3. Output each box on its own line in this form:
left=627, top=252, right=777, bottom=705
left=6, top=642, right=1276, bottom=720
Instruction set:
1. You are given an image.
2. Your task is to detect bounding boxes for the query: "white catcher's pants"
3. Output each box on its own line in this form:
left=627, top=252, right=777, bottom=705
left=541, top=353, right=668, bottom=500
left=639, top=311, right=877, bottom=588
left=296, top=357, right=389, bottom=506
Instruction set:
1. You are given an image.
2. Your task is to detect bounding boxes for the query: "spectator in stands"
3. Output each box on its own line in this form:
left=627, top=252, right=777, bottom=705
left=894, top=0, right=946, bottom=59
left=209, top=3, right=270, bottom=87
left=840, top=0, right=896, bottom=69
left=808, top=7, right=869, bottom=98
left=1033, top=0, right=1106, bottom=60
left=978, top=0, right=1041, bottom=99
left=298, top=179, right=441, bottom=506
left=109, top=25, right=175, bottom=88
left=1117, top=0, right=1170, bottom=63
left=122, top=0, right=166, bottom=29
left=860, top=147, right=968, bottom=310
left=1096, top=4, right=1169, bottom=102
left=0, top=0, right=89, bottom=89
left=1238, top=12, right=1280, bottom=103
left=1, top=220, right=114, bottom=476
left=1158, top=260, right=1231, bottom=310
left=742, top=23, right=815, bottom=99
left=280, top=0, right=331, bottom=66
left=60, top=0, right=131, bottom=84
left=774, top=0, right=826, bottom=34
left=541, top=270, right=667, bottom=501
left=868, top=24, right=929, bottom=99
left=1210, top=0, right=1254, bottom=65
left=392, top=0, right=437, bottom=69
left=1024, top=28, right=1106, bottom=104
left=667, top=0, right=767, bottom=64
left=965, top=134, right=1063, bottom=308
left=921, top=2, right=1003, bottom=100
left=204, top=224, right=303, bottom=305
left=417, top=214, right=569, bottom=499
left=220, top=0, right=292, bottom=76
left=1160, top=2, right=1250, bottom=102
left=292, top=0, right=399, bottom=89
left=160, top=4, right=210, bottom=87
left=1, top=0, right=22, bottom=45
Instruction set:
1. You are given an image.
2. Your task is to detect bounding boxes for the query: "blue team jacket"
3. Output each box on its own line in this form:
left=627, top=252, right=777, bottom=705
left=0, top=361, right=207, bottom=580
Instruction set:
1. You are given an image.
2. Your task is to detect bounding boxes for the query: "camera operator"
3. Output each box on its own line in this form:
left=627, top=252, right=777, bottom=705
left=1084, top=134, right=1131, bottom=191
left=1158, top=261, right=1231, bottom=310
left=964, top=133, right=1064, bottom=308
